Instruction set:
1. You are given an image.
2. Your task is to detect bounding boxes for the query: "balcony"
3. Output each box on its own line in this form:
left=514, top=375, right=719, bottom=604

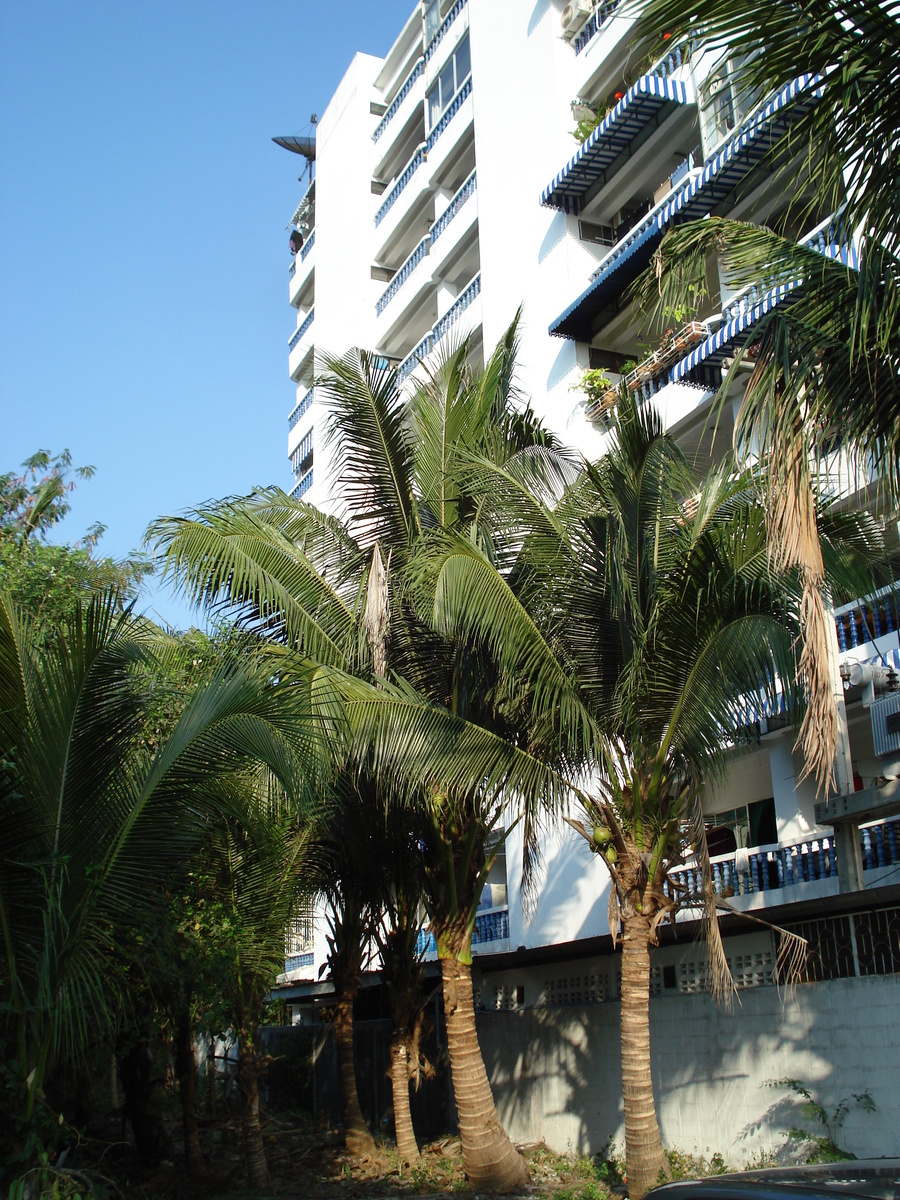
left=398, top=331, right=435, bottom=382
left=415, top=905, right=509, bottom=958
left=375, top=236, right=431, bottom=318
left=426, top=79, right=474, bottom=186
left=424, top=0, right=467, bottom=65
left=288, top=307, right=314, bottom=382
left=671, top=214, right=857, bottom=390
left=289, top=468, right=314, bottom=500
left=549, top=75, right=821, bottom=341
left=836, top=587, right=900, bottom=655
left=542, top=50, right=692, bottom=216
left=429, top=170, right=478, bottom=277
left=374, top=57, right=424, bottom=145
left=433, top=272, right=481, bottom=345
left=375, top=144, right=427, bottom=228
left=288, top=386, right=314, bottom=433
left=571, top=0, right=621, bottom=56
left=666, top=815, right=900, bottom=910
left=289, top=229, right=315, bottom=307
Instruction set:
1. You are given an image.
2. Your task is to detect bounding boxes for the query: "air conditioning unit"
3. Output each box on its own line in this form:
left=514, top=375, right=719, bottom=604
left=561, top=0, right=594, bottom=41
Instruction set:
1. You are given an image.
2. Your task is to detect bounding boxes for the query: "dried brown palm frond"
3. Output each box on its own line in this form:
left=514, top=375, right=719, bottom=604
left=363, top=542, right=391, bottom=679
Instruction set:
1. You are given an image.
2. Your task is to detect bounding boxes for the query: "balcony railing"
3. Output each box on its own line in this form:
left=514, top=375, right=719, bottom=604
left=284, top=951, right=314, bottom=971
left=430, top=170, right=476, bottom=246
left=289, top=260, right=296, bottom=278
left=573, top=0, right=621, bottom=55
left=288, top=387, right=314, bottom=431
left=376, top=237, right=430, bottom=316
left=288, top=307, right=314, bottom=351
left=426, top=77, right=472, bottom=152
left=666, top=815, right=900, bottom=900
left=398, top=332, right=434, bottom=382
left=289, top=469, right=314, bottom=500
left=425, top=0, right=467, bottom=63
left=300, top=229, right=315, bottom=262
left=433, top=273, right=481, bottom=344
left=373, top=58, right=424, bottom=143
left=375, top=144, right=427, bottom=227
left=396, top=274, right=481, bottom=382
left=415, top=905, right=509, bottom=955
left=836, top=586, right=900, bottom=652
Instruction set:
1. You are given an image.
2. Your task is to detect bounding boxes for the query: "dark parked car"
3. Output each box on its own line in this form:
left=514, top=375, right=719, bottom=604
left=647, top=1163, right=900, bottom=1200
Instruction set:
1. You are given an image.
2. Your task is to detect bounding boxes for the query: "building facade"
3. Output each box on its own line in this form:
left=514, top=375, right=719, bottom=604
left=274, top=0, right=900, bottom=1158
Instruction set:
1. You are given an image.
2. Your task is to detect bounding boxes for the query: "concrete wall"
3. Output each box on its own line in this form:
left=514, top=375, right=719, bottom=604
left=477, top=975, right=900, bottom=1162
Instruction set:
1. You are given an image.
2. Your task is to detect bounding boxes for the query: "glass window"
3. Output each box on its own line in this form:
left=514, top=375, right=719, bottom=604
left=455, top=34, right=470, bottom=86
left=424, top=0, right=440, bottom=45
left=439, top=59, right=455, bottom=108
left=427, top=81, right=441, bottom=128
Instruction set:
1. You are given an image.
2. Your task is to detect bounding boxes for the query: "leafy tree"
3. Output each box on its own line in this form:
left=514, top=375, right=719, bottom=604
left=633, top=0, right=900, bottom=790
left=0, top=450, right=151, bottom=632
left=414, top=390, right=877, bottom=1197
left=0, top=590, right=317, bottom=1184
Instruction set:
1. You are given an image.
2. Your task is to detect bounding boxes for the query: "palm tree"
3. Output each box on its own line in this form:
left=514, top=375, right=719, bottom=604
left=150, top=328, right=569, bottom=1190
left=632, top=0, right=900, bottom=790
left=0, top=590, right=317, bottom=1178
left=414, top=390, right=877, bottom=1197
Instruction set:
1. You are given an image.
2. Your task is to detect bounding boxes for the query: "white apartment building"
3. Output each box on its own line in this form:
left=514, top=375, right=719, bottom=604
left=273, top=0, right=900, bottom=1158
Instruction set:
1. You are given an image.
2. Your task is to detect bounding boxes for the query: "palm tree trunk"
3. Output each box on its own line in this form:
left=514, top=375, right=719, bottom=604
left=237, top=1036, right=269, bottom=1188
left=334, top=983, right=376, bottom=1156
left=620, top=910, right=669, bottom=1199
left=390, top=1037, right=419, bottom=1162
left=174, top=1006, right=205, bottom=1176
left=440, top=952, right=528, bottom=1192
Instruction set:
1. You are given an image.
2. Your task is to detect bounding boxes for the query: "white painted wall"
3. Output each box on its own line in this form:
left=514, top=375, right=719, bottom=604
left=479, top=974, right=900, bottom=1161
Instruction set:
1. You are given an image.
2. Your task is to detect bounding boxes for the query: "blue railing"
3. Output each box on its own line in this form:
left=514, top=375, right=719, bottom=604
left=288, top=387, right=314, bottom=431
left=398, top=332, right=434, bottom=382
left=284, top=951, right=314, bottom=971
left=373, top=58, right=424, bottom=143
left=300, top=229, right=315, bottom=261
left=432, top=273, right=480, bottom=344
left=376, top=237, right=430, bottom=316
left=375, top=145, right=427, bottom=227
left=289, top=260, right=296, bottom=278
left=425, top=0, right=467, bottom=62
left=836, top=587, right=900, bottom=652
left=573, top=0, right=621, bottom=54
left=426, top=77, right=472, bottom=152
left=289, top=469, right=314, bottom=500
left=430, top=170, right=476, bottom=246
left=414, top=906, right=509, bottom=956
left=288, top=307, right=315, bottom=351
left=666, top=816, right=900, bottom=900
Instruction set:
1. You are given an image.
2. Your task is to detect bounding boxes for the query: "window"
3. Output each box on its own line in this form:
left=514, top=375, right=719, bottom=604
left=427, top=34, right=470, bottom=130
left=424, top=0, right=441, bottom=45
left=291, top=429, right=313, bottom=478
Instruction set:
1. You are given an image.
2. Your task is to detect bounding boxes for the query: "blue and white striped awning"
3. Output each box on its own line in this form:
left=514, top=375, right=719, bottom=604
left=660, top=75, right=821, bottom=224
left=549, top=221, right=663, bottom=341
left=541, top=75, right=693, bottom=215
left=671, top=284, right=797, bottom=380
left=548, top=75, right=821, bottom=342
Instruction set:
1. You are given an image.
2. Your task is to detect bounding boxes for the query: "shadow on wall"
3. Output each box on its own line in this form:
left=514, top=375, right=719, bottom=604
left=477, top=975, right=900, bottom=1162
left=525, top=828, right=611, bottom=947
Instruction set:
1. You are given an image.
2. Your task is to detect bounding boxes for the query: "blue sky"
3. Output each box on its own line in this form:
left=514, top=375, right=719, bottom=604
left=0, top=0, right=414, bottom=629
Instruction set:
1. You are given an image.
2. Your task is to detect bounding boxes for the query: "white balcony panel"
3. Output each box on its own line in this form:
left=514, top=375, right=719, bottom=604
left=373, top=71, right=426, bottom=178
left=288, top=235, right=315, bottom=307
left=571, top=8, right=639, bottom=106
left=375, top=254, right=434, bottom=346
left=374, top=150, right=431, bottom=261
left=288, top=313, right=315, bottom=383
left=429, top=184, right=478, bottom=277
left=647, top=378, right=717, bottom=432
left=427, top=89, right=474, bottom=189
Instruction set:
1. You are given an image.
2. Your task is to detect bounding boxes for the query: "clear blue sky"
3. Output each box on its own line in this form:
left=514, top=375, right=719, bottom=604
left=0, top=0, right=414, bottom=629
